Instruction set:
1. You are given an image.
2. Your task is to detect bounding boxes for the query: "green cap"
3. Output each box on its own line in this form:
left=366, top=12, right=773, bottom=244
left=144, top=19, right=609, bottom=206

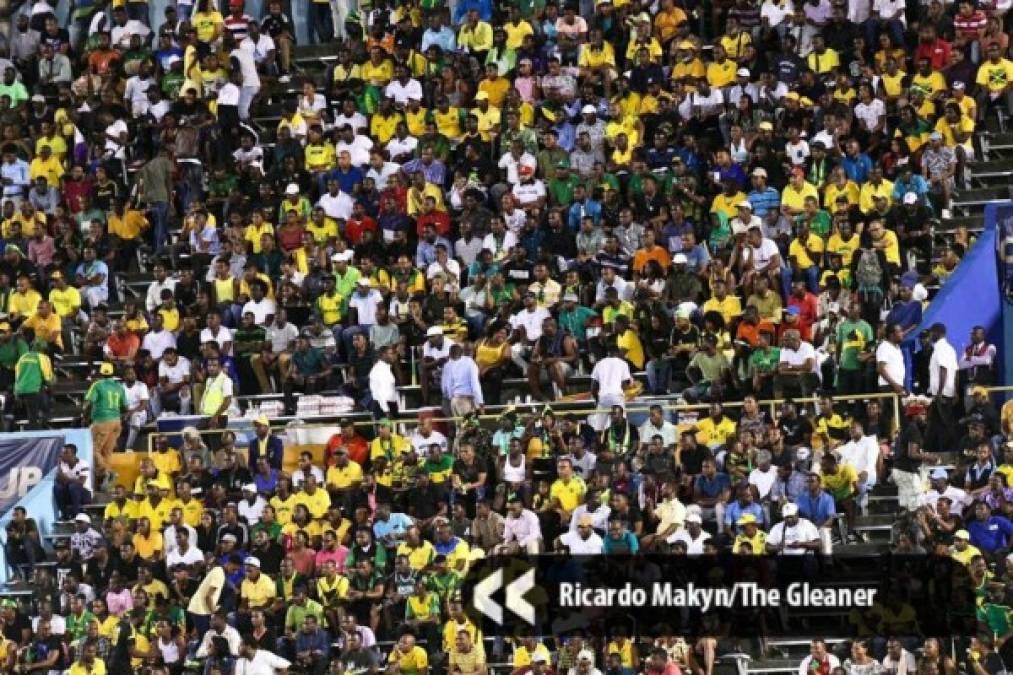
left=378, top=418, right=392, bottom=427
left=556, top=159, right=570, bottom=169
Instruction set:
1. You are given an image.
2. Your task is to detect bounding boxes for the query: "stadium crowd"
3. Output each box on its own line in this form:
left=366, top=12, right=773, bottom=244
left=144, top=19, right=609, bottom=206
left=0, top=0, right=1009, bottom=671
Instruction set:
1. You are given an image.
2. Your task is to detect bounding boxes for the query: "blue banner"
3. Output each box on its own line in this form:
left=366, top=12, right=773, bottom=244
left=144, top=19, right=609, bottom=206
left=0, top=436, right=63, bottom=517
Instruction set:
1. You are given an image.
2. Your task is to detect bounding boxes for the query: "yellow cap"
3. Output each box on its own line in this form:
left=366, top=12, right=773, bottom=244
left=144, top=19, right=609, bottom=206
left=99, top=362, right=114, bottom=376
left=785, top=92, right=800, bottom=101
left=737, top=513, right=758, bottom=526
left=677, top=40, right=696, bottom=50
left=255, top=415, right=271, bottom=427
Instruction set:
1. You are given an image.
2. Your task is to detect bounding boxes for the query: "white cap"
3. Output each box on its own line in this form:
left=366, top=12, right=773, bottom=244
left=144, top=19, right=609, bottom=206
left=782, top=502, right=799, bottom=517
left=577, top=650, right=595, bottom=662
left=357, top=278, right=371, bottom=287
left=795, top=447, right=811, bottom=461
left=245, top=556, right=261, bottom=568
left=953, top=81, right=966, bottom=90
left=736, top=200, right=753, bottom=210
left=74, top=513, right=91, bottom=524
left=243, top=483, right=257, bottom=492
left=426, top=326, right=443, bottom=337
left=285, top=183, right=300, bottom=195
left=903, top=192, right=918, bottom=205
left=563, top=293, right=579, bottom=302
left=581, top=104, right=597, bottom=115
left=222, top=533, right=238, bottom=543
left=685, top=513, right=703, bottom=524
left=673, top=253, right=688, bottom=264
left=736, top=68, right=750, bottom=77
left=332, top=250, right=353, bottom=263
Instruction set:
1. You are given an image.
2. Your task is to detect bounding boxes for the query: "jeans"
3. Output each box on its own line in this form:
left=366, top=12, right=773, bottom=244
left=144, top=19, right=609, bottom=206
left=310, top=0, right=335, bottom=43
left=150, top=200, right=169, bottom=254
left=863, top=18, right=905, bottom=51
left=646, top=358, right=671, bottom=395
left=54, top=481, right=91, bottom=519
left=781, top=264, right=819, bottom=298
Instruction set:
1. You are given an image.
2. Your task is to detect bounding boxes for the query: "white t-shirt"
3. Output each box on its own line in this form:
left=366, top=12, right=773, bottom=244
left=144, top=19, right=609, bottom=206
left=336, top=136, right=375, bottom=166
left=242, top=297, right=277, bottom=325
left=166, top=544, right=204, bottom=568
left=766, top=517, right=820, bottom=555
left=510, top=307, right=551, bottom=342
left=384, top=78, right=424, bottom=105
left=347, top=289, right=383, bottom=326
left=748, top=466, right=777, bottom=499
left=237, top=495, right=267, bottom=525
left=875, top=340, right=905, bottom=388
left=317, top=191, right=355, bottom=221
left=240, top=34, right=276, bottom=65
left=854, top=98, right=885, bottom=131
left=105, top=119, right=129, bottom=159
left=217, top=82, right=240, bottom=106
left=266, top=322, right=299, bottom=353
left=929, top=337, right=958, bottom=398
left=422, top=338, right=454, bottom=361
left=230, top=47, right=261, bottom=88
left=409, top=429, right=448, bottom=457
left=158, top=357, right=191, bottom=385
left=200, top=326, right=234, bottom=354
left=512, top=180, right=547, bottom=206
left=591, top=357, right=632, bottom=398
left=366, top=162, right=400, bottom=191
left=497, top=151, right=537, bottom=185
left=560, top=531, right=604, bottom=554
left=749, top=238, right=781, bottom=271
left=385, top=135, right=418, bottom=160
left=786, top=139, right=810, bottom=166
left=142, top=330, right=176, bottom=360
left=666, top=528, right=711, bottom=554
left=234, top=649, right=291, bottom=675
left=482, top=230, right=518, bottom=259
left=779, top=341, right=820, bottom=375
left=838, top=435, right=880, bottom=484
left=873, top=0, right=906, bottom=24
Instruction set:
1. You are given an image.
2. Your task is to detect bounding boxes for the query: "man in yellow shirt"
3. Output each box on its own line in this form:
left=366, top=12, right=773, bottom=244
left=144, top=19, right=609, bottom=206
left=457, top=11, right=493, bottom=55
left=780, top=167, right=819, bottom=216
left=702, top=278, right=742, bottom=325
left=477, top=63, right=510, bottom=108
left=710, top=179, right=747, bottom=220
left=240, top=556, right=276, bottom=609
left=22, top=299, right=63, bottom=351
left=806, top=35, right=839, bottom=74
left=975, top=42, right=1013, bottom=121
left=549, top=458, right=586, bottom=516
left=858, top=166, right=894, bottom=213
left=706, top=44, right=737, bottom=88
left=8, top=274, right=41, bottom=322
left=471, top=91, right=500, bottom=142
left=820, top=453, right=861, bottom=542
left=579, top=29, right=617, bottom=84
left=29, top=144, right=62, bottom=188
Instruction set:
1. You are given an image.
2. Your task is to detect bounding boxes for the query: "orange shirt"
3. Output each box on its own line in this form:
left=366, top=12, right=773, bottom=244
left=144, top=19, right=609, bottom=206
left=106, top=331, right=140, bottom=360
left=632, top=245, right=671, bottom=274
left=735, top=319, right=776, bottom=347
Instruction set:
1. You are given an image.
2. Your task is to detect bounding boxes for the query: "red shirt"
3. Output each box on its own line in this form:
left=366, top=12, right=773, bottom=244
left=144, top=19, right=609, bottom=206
left=325, top=432, right=370, bottom=466
left=415, top=209, right=451, bottom=237
left=914, top=38, right=952, bottom=71
left=277, top=224, right=305, bottom=251
left=63, top=177, right=93, bottom=213
left=345, top=216, right=378, bottom=245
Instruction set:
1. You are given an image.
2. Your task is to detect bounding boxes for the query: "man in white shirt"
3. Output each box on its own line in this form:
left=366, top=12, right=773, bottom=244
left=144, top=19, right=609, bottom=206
left=590, top=345, right=633, bottom=411
left=162, top=508, right=198, bottom=556
left=123, top=366, right=150, bottom=450
left=765, top=503, right=820, bottom=554
left=55, top=444, right=91, bottom=521
left=235, top=636, right=291, bottom=674
left=509, top=292, right=552, bottom=372
left=335, top=130, right=374, bottom=167
left=774, top=328, right=819, bottom=399
left=928, top=323, right=958, bottom=398
left=347, top=279, right=383, bottom=327
left=558, top=514, right=604, bottom=554
left=200, top=311, right=234, bottom=355
left=836, top=418, right=880, bottom=509
left=317, top=178, right=355, bottom=221
left=747, top=450, right=777, bottom=500
left=145, top=263, right=177, bottom=313
left=409, top=417, right=448, bottom=458
left=384, top=65, right=423, bottom=105
left=165, top=527, right=204, bottom=567
left=366, top=150, right=400, bottom=191
left=369, top=346, right=399, bottom=415
left=155, top=348, right=191, bottom=415
left=229, top=41, right=261, bottom=120
left=238, top=483, right=267, bottom=524
left=666, top=512, right=711, bottom=554
left=638, top=405, right=678, bottom=451
left=242, top=281, right=277, bottom=325
left=918, top=467, right=969, bottom=512
left=142, top=314, right=177, bottom=360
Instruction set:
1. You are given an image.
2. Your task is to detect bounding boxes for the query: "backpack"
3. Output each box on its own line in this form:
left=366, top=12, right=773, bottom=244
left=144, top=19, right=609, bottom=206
left=855, top=248, right=883, bottom=300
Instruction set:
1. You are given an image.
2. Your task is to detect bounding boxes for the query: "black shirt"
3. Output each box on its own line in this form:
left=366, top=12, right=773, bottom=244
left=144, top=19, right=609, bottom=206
left=893, top=420, right=925, bottom=473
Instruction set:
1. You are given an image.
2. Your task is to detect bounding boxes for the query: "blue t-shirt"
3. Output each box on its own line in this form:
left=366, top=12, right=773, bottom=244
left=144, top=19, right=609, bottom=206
left=968, top=516, right=1013, bottom=553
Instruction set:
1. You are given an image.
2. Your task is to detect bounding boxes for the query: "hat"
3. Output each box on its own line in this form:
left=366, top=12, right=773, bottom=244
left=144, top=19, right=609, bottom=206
left=782, top=503, right=799, bottom=517
left=556, top=159, right=571, bottom=169
left=677, top=40, right=696, bottom=50
left=426, top=326, right=443, bottom=337
left=785, top=305, right=801, bottom=316
left=333, top=250, right=353, bottom=262
left=954, top=530, right=970, bottom=540
left=254, top=415, right=270, bottom=427
left=5, top=244, right=22, bottom=256
left=74, top=513, right=91, bottom=524
left=673, top=253, right=688, bottom=265
left=929, top=131, right=944, bottom=141
left=736, top=68, right=750, bottom=77
left=685, top=513, right=702, bottom=524
left=563, top=293, right=579, bottom=303
left=581, top=104, right=597, bottom=115
left=532, top=653, right=549, bottom=664
left=751, top=167, right=768, bottom=178
left=577, top=514, right=595, bottom=527
left=759, top=121, right=774, bottom=131
left=31, top=94, right=45, bottom=103
left=285, top=183, right=300, bottom=195
left=929, top=467, right=949, bottom=480
left=50, top=270, right=63, bottom=280
left=229, top=0, right=244, bottom=6
left=578, top=650, right=595, bottom=662
left=785, top=92, right=800, bottom=101
left=243, top=483, right=257, bottom=492
left=99, top=362, right=115, bottom=376
left=903, top=192, right=918, bottom=205
left=357, top=278, right=371, bottom=287
left=971, top=385, right=990, bottom=397
left=737, top=513, right=758, bottom=526
left=736, top=200, right=753, bottom=211
left=245, top=556, right=261, bottom=568
left=474, top=91, right=490, bottom=101
left=222, top=533, right=238, bottom=543
left=796, top=447, right=811, bottom=461
left=518, top=164, right=535, bottom=176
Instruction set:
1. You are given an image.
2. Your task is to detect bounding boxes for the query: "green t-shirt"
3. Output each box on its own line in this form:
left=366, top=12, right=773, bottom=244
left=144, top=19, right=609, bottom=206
left=749, top=346, right=781, bottom=375
left=797, top=209, right=832, bottom=238
left=234, top=325, right=267, bottom=357
left=548, top=175, right=581, bottom=206
left=0, top=337, right=28, bottom=369
left=85, top=378, right=127, bottom=422
left=14, top=351, right=52, bottom=395
left=835, top=319, right=873, bottom=371
left=689, top=351, right=730, bottom=383
left=285, top=598, right=325, bottom=632
left=422, top=454, right=454, bottom=483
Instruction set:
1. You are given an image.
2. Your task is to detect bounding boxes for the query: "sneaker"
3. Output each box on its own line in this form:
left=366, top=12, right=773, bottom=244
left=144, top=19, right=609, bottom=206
left=278, top=73, right=291, bottom=83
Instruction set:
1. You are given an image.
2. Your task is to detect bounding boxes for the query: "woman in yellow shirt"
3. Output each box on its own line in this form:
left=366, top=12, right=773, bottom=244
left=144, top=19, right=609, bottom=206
left=132, top=517, right=164, bottom=561
left=191, top=0, right=224, bottom=45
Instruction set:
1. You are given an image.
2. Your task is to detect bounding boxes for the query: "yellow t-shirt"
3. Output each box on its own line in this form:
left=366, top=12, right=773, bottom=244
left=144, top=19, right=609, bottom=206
left=706, top=59, right=737, bottom=88
left=710, top=192, right=747, bottom=220
left=397, top=540, right=436, bottom=571
left=701, top=294, right=743, bottom=326
left=781, top=182, right=820, bottom=212
left=826, top=232, right=860, bottom=265
left=435, top=107, right=463, bottom=139
left=616, top=328, right=645, bottom=369
left=241, top=573, right=277, bottom=608
left=549, top=477, right=587, bottom=512
left=579, top=43, right=616, bottom=69
left=30, top=155, right=63, bottom=188
left=192, top=10, right=224, bottom=43
left=976, top=58, right=1013, bottom=93
left=271, top=493, right=299, bottom=526
left=788, top=235, right=825, bottom=269
left=293, top=488, right=331, bottom=520
left=911, top=71, right=947, bottom=96
left=389, top=646, right=429, bottom=675
left=823, top=181, right=860, bottom=209
left=304, top=142, right=337, bottom=173
left=694, top=416, right=737, bottom=448
left=326, top=462, right=364, bottom=489
left=504, top=20, right=534, bottom=49
left=858, top=179, right=895, bottom=214
left=820, top=463, right=858, bottom=500
left=132, top=530, right=163, bottom=560
left=935, top=114, right=975, bottom=150
left=807, top=48, right=840, bottom=74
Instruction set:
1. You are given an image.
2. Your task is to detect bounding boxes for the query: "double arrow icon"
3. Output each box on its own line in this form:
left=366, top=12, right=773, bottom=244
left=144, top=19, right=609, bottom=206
left=473, top=567, right=536, bottom=626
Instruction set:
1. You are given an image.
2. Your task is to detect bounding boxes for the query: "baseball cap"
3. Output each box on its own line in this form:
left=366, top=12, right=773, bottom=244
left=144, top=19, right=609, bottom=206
left=285, top=183, right=300, bottom=195
left=673, top=253, right=688, bottom=265
left=31, top=94, right=45, bottom=103
left=929, top=131, right=943, bottom=141
left=357, top=278, right=371, bottom=287
left=929, top=467, right=949, bottom=480
left=737, top=513, right=758, bottom=526
left=426, top=326, right=443, bottom=337
left=532, top=653, right=549, bottom=664
left=677, top=40, right=696, bottom=50
left=736, top=68, right=750, bottom=77
left=953, top=81, right=966, bottom=90
left=685, top=513, right=702, bottom=524
left=782, top=503, right=799, bottom=517
left=577, top=514, right=594, bottom=527
left=222, top=533, right=238, bottom=543
left=578, top=650, right=595, bottom=662
left=903, top=192, right=918, bottom=205
left=751, top=167, right=768, bottom=178
left=581, top=104, right=597, bottom=115
left=74, top=513, right=91, bottom=524
left=0, top=323, right=10, bottom=332
left=518, top=164, right=534, bottom=176
left=758, top=121, right=774, bottom=131
left=954, top=530, right=970, bottom=540
left=99, top=362, right=115, bottom=376
left=796, top=447, right=811, bottom=461
left=732, top=222, right=749, bottom=236
left=736, top=200, right=753, bottom=210
left=785, top=305, right=801, bottom=316
left=243, top=483, right=257, bottom=492
left=254, top=415, right=270, bottom=427
left=563, top=293, right=579, bottom=303
left=245, top=556, right=262, bottom=568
